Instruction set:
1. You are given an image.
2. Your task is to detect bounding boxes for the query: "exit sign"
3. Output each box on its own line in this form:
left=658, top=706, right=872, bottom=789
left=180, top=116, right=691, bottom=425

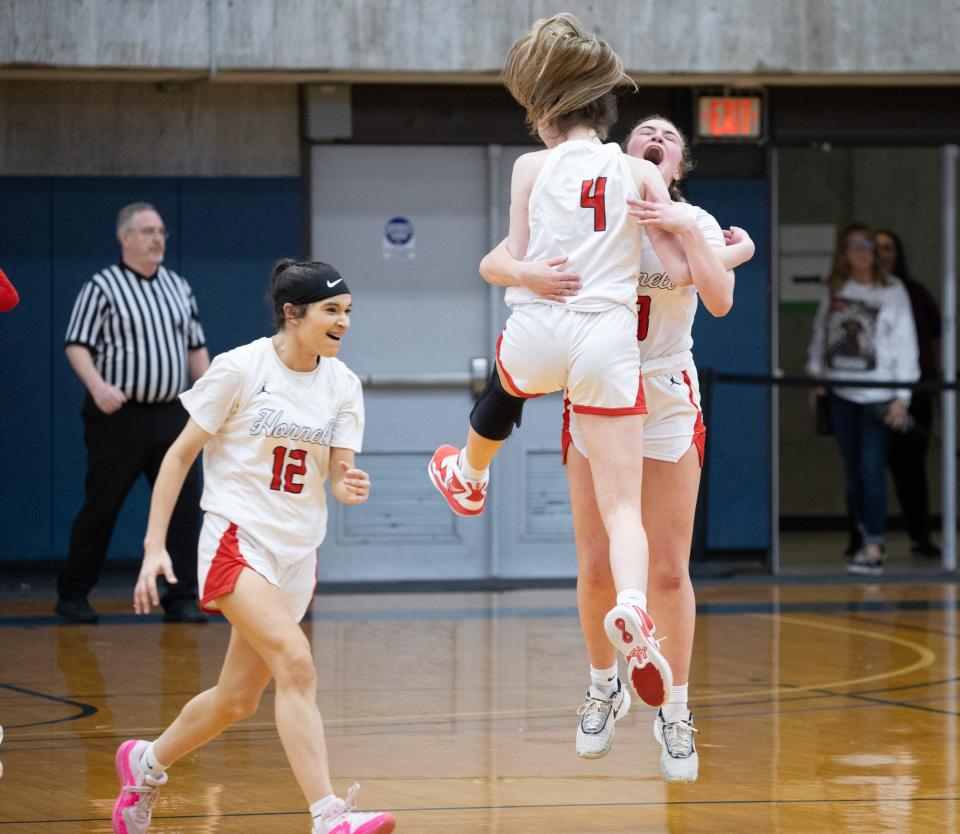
left=697, top=95, right=763, bottom=141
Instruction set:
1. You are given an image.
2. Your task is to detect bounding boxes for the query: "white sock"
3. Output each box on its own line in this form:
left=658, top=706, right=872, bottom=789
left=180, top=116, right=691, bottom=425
left=310, top=794, right=338, bottom=825
left=590, top=663, right=619, bottom=697
left=458, top=448, right=489, bottom=482
left=662, top=684, right=689, bottom=723
left=140, top=741, right=169, bottom=776
left=616, top=589, right=648, bottom=612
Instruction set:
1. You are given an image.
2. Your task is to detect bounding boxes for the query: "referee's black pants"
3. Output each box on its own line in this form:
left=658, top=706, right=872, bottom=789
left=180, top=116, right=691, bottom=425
left=57, top=397, right=201, bottom=610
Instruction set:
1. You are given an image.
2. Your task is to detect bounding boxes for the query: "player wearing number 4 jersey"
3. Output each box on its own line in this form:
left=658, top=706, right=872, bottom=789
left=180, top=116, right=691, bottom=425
left=113, top=261, right=394, bottom=834
left=482, top=115, right=755, bottom=778
left=430, top=15, right=693, bottom=717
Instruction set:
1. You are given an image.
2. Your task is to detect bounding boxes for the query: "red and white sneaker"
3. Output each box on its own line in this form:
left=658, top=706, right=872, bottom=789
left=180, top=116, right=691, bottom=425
left=428, top=444, right=487, bottom=517
left=314, top=784, right=396, bottom=834
left=603, top=604, right=673, bottom=708
left=112, top=739, right=167, bottom=834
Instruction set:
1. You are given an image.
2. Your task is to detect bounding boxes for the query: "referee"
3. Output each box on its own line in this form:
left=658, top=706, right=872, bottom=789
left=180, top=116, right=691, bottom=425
left=57, top=202, right=210, bottom=624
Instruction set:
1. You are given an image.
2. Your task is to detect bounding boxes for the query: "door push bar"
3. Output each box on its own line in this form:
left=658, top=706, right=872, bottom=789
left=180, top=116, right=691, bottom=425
left=358, top=357, right=490, bottom=399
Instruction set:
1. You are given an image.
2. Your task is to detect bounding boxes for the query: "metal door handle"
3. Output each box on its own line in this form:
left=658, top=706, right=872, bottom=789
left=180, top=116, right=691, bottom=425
left=359, top=357, right=490, bottom=399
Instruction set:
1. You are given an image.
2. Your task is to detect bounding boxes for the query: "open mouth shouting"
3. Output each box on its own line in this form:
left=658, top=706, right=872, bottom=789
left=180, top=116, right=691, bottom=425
left=643, top=144, right=664, bottom=165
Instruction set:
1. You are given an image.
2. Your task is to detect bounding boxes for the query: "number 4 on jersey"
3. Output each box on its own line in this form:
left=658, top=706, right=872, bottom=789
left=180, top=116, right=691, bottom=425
left=580, top=177, right=607, bottom=232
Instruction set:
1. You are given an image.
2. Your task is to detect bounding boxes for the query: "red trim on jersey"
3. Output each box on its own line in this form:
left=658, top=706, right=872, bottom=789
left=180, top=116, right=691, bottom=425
left=682, top=369, right=707, bottom=467
left=200, top=522, right=253, bottom=613
left=571, top=370, right=647, bottom=416
left=495, top=333, right=543, bottom=399
left=560, top=396, right=572, bottom=466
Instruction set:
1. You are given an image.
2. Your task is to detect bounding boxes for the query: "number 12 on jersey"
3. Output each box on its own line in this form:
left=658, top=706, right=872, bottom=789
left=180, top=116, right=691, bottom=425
left=271, top=446, right=307, bottom=494
left=580, top=177, right=607, bottom=232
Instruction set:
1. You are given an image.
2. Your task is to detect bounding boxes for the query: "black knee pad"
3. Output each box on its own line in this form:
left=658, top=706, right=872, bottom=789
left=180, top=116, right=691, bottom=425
left=469, top=370, right=525, bottom=441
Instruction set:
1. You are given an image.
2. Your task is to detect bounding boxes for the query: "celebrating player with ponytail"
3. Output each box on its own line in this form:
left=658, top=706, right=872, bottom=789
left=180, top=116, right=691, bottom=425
left=113, top=260, right=394, bottom=834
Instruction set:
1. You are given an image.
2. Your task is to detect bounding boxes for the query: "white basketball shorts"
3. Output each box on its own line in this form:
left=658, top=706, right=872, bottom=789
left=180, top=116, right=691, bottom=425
left=497, top=303, right=645, bottom=415
left=563, top=362, right=706, bottom=465
left=198, top=512, right=317, bottom=622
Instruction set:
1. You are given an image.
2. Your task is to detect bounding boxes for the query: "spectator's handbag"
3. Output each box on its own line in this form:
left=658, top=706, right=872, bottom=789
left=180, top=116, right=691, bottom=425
left=815, top=392, right=832, bottom=436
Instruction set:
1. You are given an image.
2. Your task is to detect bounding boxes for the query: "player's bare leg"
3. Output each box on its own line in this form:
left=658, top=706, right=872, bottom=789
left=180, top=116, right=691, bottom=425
left=112, top=615, right=274, bottom=833
left=644, top=449, right=699, bottom=688
left=644, top=447, right=701, bottom=781
left=576, top=413, right=648, bottom=592
left=578, top=412, right=672, bottom=708
left=217, top=568, right=335, bottom=801
left=567, top=445, right=630, bottom=758
left=567, top=447, right=617, bottom=670
left=152, top=628, right=273, bottom=765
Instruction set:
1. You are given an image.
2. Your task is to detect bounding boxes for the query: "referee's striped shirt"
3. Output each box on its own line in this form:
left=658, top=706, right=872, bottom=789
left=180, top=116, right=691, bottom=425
left=65, top=263, right=206, bottom=404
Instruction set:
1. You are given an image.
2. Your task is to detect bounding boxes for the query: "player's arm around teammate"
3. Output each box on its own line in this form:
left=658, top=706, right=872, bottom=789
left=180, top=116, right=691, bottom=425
left=629, top=192, right=734, bottom=315
left=119, top=260, right=393, bottom=834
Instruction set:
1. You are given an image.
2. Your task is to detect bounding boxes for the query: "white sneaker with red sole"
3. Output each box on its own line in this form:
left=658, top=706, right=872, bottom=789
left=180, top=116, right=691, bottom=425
left=603, top=604, right=672, bottom=708
left=428, top=444, right=487, bottom=517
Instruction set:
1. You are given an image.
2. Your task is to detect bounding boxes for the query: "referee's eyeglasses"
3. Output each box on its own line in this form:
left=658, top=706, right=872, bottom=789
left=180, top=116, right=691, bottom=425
left=132, top=226, right=170, bottom=240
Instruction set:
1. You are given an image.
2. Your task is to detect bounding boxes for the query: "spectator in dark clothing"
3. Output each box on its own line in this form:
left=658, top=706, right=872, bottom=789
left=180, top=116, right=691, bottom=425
left=877, top=230, right=942, bottom=557
left=844, top=230, right=942, bottom=559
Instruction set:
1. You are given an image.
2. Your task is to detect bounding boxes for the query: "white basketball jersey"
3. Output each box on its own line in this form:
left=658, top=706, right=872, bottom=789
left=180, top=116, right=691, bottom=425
left=636, top=203, right=724, bottom=374
left=180, top=337, right=364, bottom=561
left=505, top=140, right=643, bottom=312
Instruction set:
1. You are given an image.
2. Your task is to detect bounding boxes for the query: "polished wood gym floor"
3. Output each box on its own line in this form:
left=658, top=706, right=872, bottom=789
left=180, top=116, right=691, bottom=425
left=1, top=581, right=958, bottom=832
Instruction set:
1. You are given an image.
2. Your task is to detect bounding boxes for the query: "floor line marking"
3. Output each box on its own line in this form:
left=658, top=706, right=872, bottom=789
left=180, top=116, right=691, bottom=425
left=692, top=613, right=937, bottom=703
left=1, top=794, right=959, bottom=825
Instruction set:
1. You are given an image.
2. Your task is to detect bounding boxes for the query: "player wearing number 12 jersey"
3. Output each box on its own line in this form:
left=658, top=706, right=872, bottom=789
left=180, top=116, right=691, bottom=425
left=113, top=260, right=395, bottom=834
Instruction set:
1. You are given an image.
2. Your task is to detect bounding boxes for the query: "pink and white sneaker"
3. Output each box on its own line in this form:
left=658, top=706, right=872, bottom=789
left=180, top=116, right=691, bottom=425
left=112, top=739, right=167, bottom=834
left=314, top=784, right=396, bottom=834
left=603, top=604, right=673, bottom=708
left=428, top=445, right=487, bottom=516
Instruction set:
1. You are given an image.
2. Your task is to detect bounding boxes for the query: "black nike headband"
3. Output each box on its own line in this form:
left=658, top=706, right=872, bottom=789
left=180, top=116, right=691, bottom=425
left=276, top=272, right=350, bottom=306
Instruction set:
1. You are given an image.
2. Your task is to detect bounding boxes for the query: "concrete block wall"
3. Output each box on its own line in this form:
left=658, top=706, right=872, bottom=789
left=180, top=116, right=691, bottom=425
left=2, top=1, right=959, bottom=79
left=0, top=81, right=299, bottom=176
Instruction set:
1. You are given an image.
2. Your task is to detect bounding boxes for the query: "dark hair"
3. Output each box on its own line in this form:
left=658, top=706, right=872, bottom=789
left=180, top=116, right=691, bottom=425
left=875, top=229, right=913, bottom=282
left=268, top=259, right=340, bottom=330
left=552, top=92, right=619, bottom=142
left=625, top=115, right=695, bottom=202
left=827, top=222, right=890, bottom=296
